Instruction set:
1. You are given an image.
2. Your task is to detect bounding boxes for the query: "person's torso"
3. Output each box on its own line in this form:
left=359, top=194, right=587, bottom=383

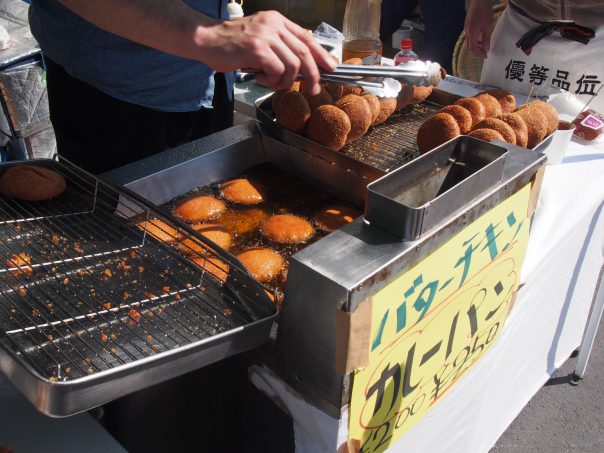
left=29, top=0, right=233, bottom=112
left=511, top=0, right=604, bottom=29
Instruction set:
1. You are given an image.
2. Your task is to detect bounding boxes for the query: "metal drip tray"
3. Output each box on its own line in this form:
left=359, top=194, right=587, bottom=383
left=0, top=159, right=276, bottom=417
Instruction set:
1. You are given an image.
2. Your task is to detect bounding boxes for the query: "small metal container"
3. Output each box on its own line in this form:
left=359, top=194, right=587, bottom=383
left=365, top=136, right=509, bottom=241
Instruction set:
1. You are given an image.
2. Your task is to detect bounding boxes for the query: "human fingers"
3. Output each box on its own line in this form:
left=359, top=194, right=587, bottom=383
left=277, top=29, right=323, bottom=95
left=283, top=19, right=337, bottom=72
left=265, top=36, right=304, bottom=91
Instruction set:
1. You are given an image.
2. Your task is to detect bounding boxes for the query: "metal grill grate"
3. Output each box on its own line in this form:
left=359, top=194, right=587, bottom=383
left=0, top=160, right=275, bottom=389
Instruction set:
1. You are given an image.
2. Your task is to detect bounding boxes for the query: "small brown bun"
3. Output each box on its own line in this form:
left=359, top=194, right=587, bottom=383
left=416, top=113, right=460, bottom=154
left=483, top=88, right=516, bottom=113
left=306, top=105, right=351, bottom=151
left=263, top=214, right=314, bottom=244
left=361, top=92, right=381, bottom=123
left=323, top=83, right=345, bottom=102
left=513, top=108, right=548, bottom=148
left=0, top=165, right=66, bottom=201
left=342, top=85, right=364, bottom=97
left=517, top=100, right=558, bottom=135
left=276, top=91, right=311, bottom=133
left=335, top=94, right=373, bottom=142
left=181, top=223, right=232, bottom=255
left=473, top=118, right=516, bottom=144
left=192, top=256, right=229, bottom=282
left=454, top=98, right=486, bottom=126
left=303, top=87, right=334, bottom=113
left=395, top=83, right=415, bottom=111
left=220, top=178, right=264, bottom=205
left=439, top=105, right=473, bottom=134
left=271, top=81, right=300, bottom=112
left=409, top=85, right=433, bottom=104
left=473, top=93, right=503, bottom=117
left=343, top=57, right=363, bottom=65
left=372, top=97, right=397, bottom=125
left=314, top=205, right=362, bottom=232
left=468, top=128, right=505, bottom=142
left=174, top=195, right=226, bottom=223
left=496, top=113, right=529, bottom=148
left=137, top=219, right=179, bottom=243
left=237, top=248, right=284, bottom=283
left=215, top=208, right=268, bottom=235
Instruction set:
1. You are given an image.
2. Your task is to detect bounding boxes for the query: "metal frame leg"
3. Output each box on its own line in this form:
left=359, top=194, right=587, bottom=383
left=572, top=265, right=604, bottom=384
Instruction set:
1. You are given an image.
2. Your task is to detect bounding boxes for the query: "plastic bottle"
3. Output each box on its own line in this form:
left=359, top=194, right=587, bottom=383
left=394, top=38, right=418, bottom=66
left=227, top=0, right=244, bottom=20
left=342, top=0, right=382, bottom=65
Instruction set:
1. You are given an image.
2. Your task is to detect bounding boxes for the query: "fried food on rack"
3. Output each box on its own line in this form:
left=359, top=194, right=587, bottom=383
left=303, top=87, right=334, bottom=113
left=173, top=195, right=226, bottom=223
left=335, top=94, right=373, bottom=142
left=496, top=113, right=529, bottom=148
left=181, top=223, right=232, bottom=255
left=192, top=256, right=229, bottom=282
left=372, top=97, right=397, bottom=126
left=236, top=248, right=284, bottom=283
left=0, top=165, right=66, bottom=201
left=473, top=118, right=517, bottom=144
left=361, top=92, right=381, bottom=123
left=276, top=91, right=311, bottom=133
left=395, top=83, right=415, bottom=111
left=271, top=81, right=300, bottom=112
left=409, top=85, right=433, bottom=105
left=513, top=107, right=548, bottom=148
left=306, top=105, right=351, bottom=151
left=473, top=92, right=503, bottom=117
left=136, top=219, right=180, bottom=243
left=439, top=105, right=473, bottom=134
left=468, top=128, right=505, bottom=142
left=416, top=112, right=461, bottom=154
left=516, top=100, right=559, bottom=135
left=314, top=205, right=362, bottom=232
left=220, top=178, right=264, bottom=205
left=6, top=252, right=33, bottom=276
left=483, top=88, right=516, bottom=113
left=454, top=97, right=486, bottom=127
left=343, top=57, right=364, bottom=65
left=323, top=83, right=345, bottom=102
left=263, top=214, right=315, bottom=244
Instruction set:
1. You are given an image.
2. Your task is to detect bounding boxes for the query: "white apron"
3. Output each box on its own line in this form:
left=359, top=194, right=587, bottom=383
left=480, top=4, right=604, bottom=114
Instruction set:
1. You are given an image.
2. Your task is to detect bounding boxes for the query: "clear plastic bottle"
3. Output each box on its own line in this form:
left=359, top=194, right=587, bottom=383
left=394, top=38, right=418, bottom=66
left=342, top=0, right=383, bottom=65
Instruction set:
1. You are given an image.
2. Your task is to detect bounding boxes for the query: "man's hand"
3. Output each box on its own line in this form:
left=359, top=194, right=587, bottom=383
left=464, top=0, right=495, bottom=59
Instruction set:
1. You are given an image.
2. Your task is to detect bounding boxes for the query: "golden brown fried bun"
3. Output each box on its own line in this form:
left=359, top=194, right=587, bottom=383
left=174, top=195, right=226, bottom=223
left=343, top=57, right=364, bottom=65
left=0, top=165, right=66, bottom=201
left=276, top=91, right=311, bottom=133
left=335, top=94, right=373, bottom=142
left=468, top=128, right=505, bottom=142
left=192, top=256, right=229, bottom=282
left=409, top=85, right=433, bottom=104
left=416, top=112, right=461, bottom=154
left=517, top=100, right=558, bottom=135
left=454, top=98, right=486, bottom=126
left=439, top=105, right=473, bottom=134
left=361, top=92, right=381, bottom=123
left=137, top=219, right=179, bottom=243
left=473, top=118, right=516, bottom=144
left=473, top=93, right=503, bottom=117
left=496, top=113, right=529, bottom=148
left=483, top=88, right=516, bottom=113
left=181, top=223, right=232, bottom=255
left=372, top=97, right=397, bottom=125
left=513, top=107, right=548, bottom=148
left=303, top=87, right=334, bottom=113
left=306, top=105, right=351, bottom=151
left=216, top=208, right=268, bottom=236
left=314, top=205, right=362, bottom=232
left=220, top=178, right=264, bottom=205
left=237, top=248, right=284, bottom=283
left=271, top=81, right=300, bottom=112
left=395, top=83, right=415, bottom=111
left=323, top=83, right=345, bottom=102
left=263, top=214, right=314, bottom=244
left=342, top=85, right=364, bottom=97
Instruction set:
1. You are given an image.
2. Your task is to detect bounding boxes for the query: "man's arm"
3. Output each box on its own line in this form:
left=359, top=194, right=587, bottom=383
left=59, top=0, right=335, bottom=94
left=464, top=0, right=495, bottom=59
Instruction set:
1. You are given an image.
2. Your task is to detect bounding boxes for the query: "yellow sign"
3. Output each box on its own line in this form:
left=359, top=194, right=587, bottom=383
left=349, top=185, right=532, bottom=452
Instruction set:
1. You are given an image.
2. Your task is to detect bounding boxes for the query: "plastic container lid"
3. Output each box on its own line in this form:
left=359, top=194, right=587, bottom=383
left=400, top=38, right=413, bottom=50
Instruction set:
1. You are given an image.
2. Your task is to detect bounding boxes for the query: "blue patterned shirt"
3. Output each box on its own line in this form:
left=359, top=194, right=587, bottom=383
left=29, top=0, right=234, bottom=112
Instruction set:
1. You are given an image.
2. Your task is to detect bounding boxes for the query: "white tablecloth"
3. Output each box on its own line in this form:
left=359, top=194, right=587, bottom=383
left=251, top=120, right=604, bottom=453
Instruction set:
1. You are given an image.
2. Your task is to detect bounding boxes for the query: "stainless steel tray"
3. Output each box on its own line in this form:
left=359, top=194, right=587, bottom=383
left=365, top=136, right=509, bottom=240
left=0, top=158, right=277, bottom=417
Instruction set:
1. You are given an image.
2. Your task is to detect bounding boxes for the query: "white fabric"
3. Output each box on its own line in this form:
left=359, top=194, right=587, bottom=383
left=251, top=118, right=604, bottom=452
left=481, top=5, right=604, bottom=113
